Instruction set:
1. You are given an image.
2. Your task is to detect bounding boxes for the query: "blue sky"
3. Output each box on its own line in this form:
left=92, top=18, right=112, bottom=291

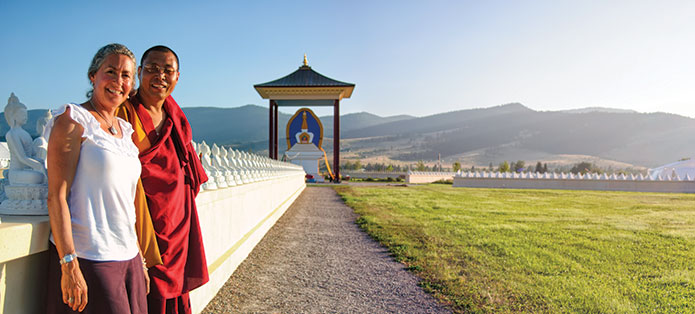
left=1, top=1, right=694, bottom=118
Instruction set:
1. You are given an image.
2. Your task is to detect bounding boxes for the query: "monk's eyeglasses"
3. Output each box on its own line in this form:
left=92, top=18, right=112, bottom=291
left=143, top=64, right=177, bottom=76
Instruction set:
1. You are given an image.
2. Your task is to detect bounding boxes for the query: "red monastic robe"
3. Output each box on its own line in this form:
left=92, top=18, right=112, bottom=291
left=119, top=95, right=209, bottom=300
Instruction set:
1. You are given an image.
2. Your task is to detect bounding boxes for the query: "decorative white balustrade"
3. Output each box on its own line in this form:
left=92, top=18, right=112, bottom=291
left=408, top=171, right=456, bottom=177
left=453, top=170, right=695, bottom=193
left=195, top=141, right=305, bottom=191
left=454, top=170, right=694, bottom=182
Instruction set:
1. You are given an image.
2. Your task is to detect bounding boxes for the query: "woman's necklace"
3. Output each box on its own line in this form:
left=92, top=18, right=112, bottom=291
left=88, top=99, right=118, bottom=135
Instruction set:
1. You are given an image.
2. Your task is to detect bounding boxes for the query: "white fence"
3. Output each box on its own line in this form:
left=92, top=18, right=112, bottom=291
left=453, top=171, right=695, bottom=193
left=343, top=171, right=407, bottom=179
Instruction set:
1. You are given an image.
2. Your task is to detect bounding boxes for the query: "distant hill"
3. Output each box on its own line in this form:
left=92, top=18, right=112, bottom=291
left=341, top=103, right=695, bottom=167
left=183, top=105, right=288, bottom=145
left=560, top=107, right=638, bottom=114
left=321, top=112, right=415, bottom=137
left=343, top=103, right=534, bottom=139
left=184, top=103, right=695, bottom=167
left=4, top=104, right=692, bottom=168
left=182, top=105, right=414, bottom=146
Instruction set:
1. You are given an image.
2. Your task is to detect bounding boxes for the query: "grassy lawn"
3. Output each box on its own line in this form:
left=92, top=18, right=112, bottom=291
left=334, top=185, right=695, bottom=313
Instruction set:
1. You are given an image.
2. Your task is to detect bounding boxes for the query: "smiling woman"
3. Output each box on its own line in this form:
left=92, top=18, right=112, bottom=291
left=45, top=43, right=148, bottom=314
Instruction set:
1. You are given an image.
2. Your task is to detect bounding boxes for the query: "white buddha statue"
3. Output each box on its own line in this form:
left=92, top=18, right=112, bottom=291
left=241, top=151, right=259, bottom=182
left=4, top=93, right=45, bottom=185
left=207, top=143, right=228, bottom=188
left=211, top=143, right=235, bottom=187
left=220, top=147, right=241, bottom=185
left=0, top=93, right=48, bottom=215
left=198, top=141, right=219, bottom=191
left=233, top=149, right=252, bottom=183
left=33, top=110, right=52, bottom=167
left=226, top=148, right=246, bottom=185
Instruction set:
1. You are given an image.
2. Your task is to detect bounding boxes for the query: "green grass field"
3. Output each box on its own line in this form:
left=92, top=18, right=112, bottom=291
left=334, top=185, right=695, bottom=313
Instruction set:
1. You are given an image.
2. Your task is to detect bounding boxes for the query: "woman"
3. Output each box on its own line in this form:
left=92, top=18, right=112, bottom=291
left=46, top=43, right=148, bottom=313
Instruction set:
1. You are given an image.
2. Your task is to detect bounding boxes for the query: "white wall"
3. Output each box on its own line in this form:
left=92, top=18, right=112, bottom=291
left=453, top=171, right=695, bottom=193
left=343, top=171, right=406, bottom=179
left=0, top=216, right=50, bottom=314
left=0, top=172, right=306, bottom=314
left=191, top=173, right=305, bottom=313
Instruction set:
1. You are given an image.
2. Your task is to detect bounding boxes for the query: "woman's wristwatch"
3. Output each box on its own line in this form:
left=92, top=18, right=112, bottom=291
left=59, top=253, right=77, bottom=265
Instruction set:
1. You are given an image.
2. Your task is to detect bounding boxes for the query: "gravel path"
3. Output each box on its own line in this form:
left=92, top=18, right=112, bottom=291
left=202, top=186, right=451, bottom=314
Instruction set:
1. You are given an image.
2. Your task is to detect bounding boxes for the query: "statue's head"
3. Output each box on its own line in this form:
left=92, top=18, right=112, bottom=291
left=36, top=110, right=52, bottom=135
left=199, top=141, right=209, bottom=154
left=5, top=93, right=28, bottom=127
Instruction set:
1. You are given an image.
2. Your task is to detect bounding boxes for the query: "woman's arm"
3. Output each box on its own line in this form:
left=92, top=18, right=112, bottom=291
left=46, top=107, right=87, bottom=312
left=135, top=227, right=150, bottom=295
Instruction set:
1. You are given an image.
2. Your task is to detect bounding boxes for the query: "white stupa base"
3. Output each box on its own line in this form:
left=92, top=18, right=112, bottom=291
left=284, top=144, right=324, bottom=182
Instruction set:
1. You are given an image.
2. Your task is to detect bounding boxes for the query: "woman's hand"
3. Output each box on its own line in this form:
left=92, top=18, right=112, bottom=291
left=143, top=265, right=150, bottom=295
left=61, top=260, right=88, bottom=312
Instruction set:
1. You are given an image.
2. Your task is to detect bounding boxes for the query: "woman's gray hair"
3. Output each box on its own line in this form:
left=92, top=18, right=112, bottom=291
left=86, top=43, right=136, bottom=98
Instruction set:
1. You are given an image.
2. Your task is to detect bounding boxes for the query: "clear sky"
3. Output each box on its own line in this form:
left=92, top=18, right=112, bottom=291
left=1, top=0, right=694, bottom=118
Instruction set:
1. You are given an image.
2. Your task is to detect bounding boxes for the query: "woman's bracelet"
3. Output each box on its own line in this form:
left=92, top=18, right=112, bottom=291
left=59, top=253, right=77, bottom=265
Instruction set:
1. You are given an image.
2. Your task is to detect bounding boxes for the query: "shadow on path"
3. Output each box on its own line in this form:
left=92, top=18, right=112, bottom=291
left=202, top=186, right=451, bottom=313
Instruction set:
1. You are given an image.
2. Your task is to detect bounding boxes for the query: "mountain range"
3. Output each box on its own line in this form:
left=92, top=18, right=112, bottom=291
left=5, top=103, right=694, bottom=168
left=184, top=103, right=695, bottom=168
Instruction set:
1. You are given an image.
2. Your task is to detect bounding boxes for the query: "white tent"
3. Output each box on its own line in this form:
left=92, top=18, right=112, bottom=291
left=648, top=158, right=695, bottom=180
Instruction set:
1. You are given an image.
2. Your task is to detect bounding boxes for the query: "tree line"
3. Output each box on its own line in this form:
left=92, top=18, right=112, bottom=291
left=339, top=159, right=645, bottom=175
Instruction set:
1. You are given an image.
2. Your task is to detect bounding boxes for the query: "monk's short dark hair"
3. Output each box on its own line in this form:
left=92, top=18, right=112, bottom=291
left=141, top=45, right=180, bottom=71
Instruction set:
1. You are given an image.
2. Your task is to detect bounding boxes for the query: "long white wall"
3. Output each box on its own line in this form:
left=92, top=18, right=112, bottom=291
left=191, top=172, right=305, bottom=313
left=343, top=171, right=406, bottom=179
left=0, top=170, right=306, bottom=314
left=453, top=171, right=695, bottom=193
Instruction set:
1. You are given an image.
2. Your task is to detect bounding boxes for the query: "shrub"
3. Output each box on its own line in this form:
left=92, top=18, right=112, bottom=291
left=433, top=179, right=453, bottom=185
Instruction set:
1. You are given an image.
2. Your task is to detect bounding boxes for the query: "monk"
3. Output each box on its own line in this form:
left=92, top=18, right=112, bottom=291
left=117, top=45, right=208, bottom=314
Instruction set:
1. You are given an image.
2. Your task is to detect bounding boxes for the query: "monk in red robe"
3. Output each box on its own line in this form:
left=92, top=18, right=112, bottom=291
left=118, top=45, right=208, bottom=314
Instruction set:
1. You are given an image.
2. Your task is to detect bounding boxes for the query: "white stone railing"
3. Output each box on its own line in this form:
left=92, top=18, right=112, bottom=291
left=196, top=141, right=305, bottom=190
left=0, top=142, right=306, bottom=314
left=453, top=171, right=695, bottom=193
left=342, top=171, right=407, bottom=180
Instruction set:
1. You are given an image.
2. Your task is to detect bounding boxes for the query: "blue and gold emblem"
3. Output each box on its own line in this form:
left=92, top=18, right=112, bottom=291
left=286, top=108, right=323, bottom=149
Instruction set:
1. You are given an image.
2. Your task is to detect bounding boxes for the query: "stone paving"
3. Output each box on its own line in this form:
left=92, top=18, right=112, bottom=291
left=201, top=186, right=451, bottom=313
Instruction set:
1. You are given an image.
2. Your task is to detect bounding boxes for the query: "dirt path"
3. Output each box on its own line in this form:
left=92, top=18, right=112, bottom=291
left=202, top=186, right=451, bottom=313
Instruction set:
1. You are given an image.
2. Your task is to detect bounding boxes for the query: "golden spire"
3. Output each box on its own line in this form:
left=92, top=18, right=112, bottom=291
left=303, top=54, right=308, bottom=66
left=301, top=111, right=308, bottom=129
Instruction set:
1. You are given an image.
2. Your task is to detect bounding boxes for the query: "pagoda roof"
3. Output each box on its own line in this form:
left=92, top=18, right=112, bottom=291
left=254, top=56, right=355, bottom=102
left=254, top=65, right=355, bottom=88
